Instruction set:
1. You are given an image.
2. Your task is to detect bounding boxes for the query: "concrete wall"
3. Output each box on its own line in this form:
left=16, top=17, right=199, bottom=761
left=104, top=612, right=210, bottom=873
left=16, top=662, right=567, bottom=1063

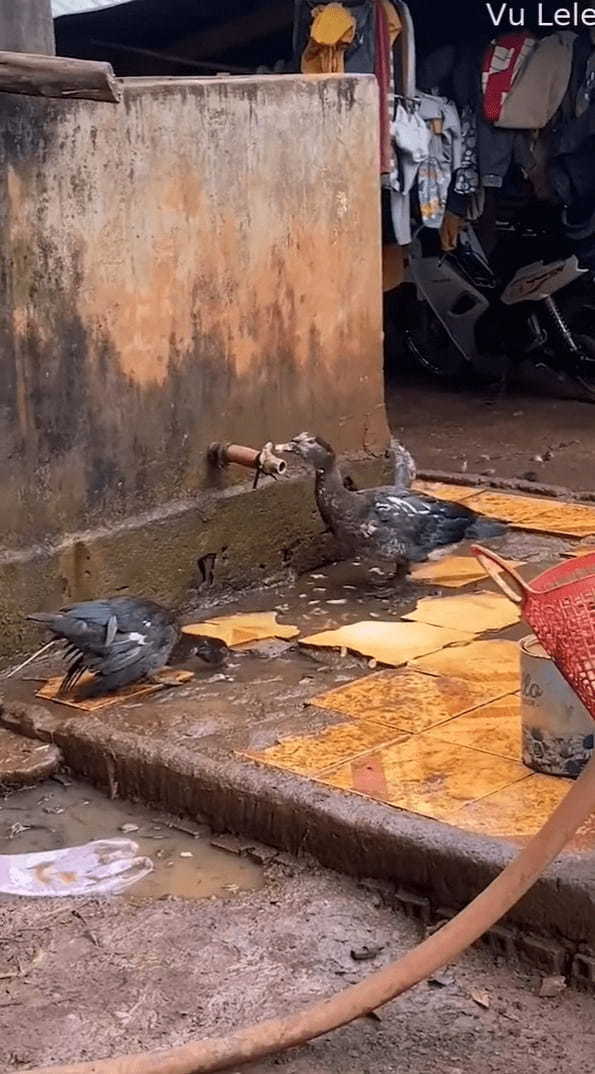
left=0, top=74, right=387, bottom=654
left=0, top=0, right=55, bottom=53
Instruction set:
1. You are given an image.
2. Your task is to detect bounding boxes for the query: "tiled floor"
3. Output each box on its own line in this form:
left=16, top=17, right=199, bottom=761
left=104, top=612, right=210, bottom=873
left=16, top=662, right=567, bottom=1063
left=310, top=668, right=516, bottom=734
left=320, top=734, right=529, bottom=822
left=425, top=694, right=522, bottom=761
left=242, top=720, right=407, bottom=777
left=404, top=591, right=520, bottom=632
left=413, top=483, right=595, bottom=538
left=241, top=499, right=595, bottom=844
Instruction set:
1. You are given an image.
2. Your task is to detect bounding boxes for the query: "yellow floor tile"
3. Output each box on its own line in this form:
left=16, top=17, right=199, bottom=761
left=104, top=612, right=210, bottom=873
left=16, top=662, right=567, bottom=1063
left=404, top=591, right=520, bottom=633
left=463, top=491, right=553, bottom=523
left=35, top=672, right=193, bottom=711
left=182, top=612, right=299, bottom=647
left=410, top=554, right=522, bottom=589
left=512, top=503, right=595, bottom=539
left=451, top=772, right=571, bottom=838
left=426, top=694, right=522, bottom=761
left=310, top=668, right=517, bottom=733
left=411, top=480, right=481, bottom=503
left=465, top=490, right=595, bottom=538
left=410, top=639, right=520, bottom=694
left=241, top=721, right=406, bottom=776
left=320, top=735, right=528, bottom=822
left=299, top=621, right=471, bottom=667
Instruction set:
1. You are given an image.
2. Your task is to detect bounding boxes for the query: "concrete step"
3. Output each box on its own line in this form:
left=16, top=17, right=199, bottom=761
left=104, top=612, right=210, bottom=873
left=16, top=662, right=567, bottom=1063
left=0, top=726, right=61, bottom=788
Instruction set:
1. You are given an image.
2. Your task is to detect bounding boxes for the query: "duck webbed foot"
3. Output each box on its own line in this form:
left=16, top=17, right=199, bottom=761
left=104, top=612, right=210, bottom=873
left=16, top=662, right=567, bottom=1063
left=393, top=561, right=410, bottom=582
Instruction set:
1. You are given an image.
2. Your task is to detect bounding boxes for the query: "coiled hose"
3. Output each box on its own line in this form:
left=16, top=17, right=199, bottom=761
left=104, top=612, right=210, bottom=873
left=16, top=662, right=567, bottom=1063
left=25, top=751, right=595, bottom=1074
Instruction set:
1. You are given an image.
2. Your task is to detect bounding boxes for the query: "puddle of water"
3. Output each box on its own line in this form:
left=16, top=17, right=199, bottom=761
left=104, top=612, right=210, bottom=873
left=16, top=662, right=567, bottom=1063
left=0, top=781, right=263, bottom=900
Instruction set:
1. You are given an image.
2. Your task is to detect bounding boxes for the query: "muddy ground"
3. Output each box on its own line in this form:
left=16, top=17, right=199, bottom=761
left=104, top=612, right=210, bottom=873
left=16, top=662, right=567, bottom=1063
left=2, top=382, right=594, bottom=1071
left=389, top=381, right=595, bottom=492
left=1, top=855, right=593, bottom=1074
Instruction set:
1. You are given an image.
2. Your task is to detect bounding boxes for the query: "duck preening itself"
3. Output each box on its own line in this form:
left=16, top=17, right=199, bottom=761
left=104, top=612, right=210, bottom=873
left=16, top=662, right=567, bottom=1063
left=27, top=597, right=227, bottom=696
left=276, top=433, right=506, bottom=577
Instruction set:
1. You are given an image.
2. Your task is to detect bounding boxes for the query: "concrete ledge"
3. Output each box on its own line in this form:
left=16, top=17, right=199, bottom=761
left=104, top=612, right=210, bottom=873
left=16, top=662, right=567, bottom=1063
left=0, top=726, right=61, bottom=788
left=2, top=694, right=593, bottom=964
left=0, top=455, right=388, bottom=660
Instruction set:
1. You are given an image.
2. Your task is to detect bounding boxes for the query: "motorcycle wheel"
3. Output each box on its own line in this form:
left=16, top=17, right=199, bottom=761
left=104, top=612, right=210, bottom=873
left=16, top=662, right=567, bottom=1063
left=403, top=299, right=467, bottom=379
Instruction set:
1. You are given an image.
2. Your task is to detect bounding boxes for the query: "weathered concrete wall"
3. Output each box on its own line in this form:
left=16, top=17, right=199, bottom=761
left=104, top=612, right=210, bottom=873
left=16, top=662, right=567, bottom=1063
left=0, top=0, right=55, bottom=53
left=0, top=74, right=386, bottom=654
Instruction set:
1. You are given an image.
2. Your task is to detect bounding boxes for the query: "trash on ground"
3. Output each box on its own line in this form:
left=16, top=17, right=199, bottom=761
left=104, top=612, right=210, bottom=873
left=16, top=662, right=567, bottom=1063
left=350, top=944, right=385, bottom=961
left=0, top=782, right=263, bottom=900
left=470, top=988, right=491, bottom=1009
left=428, top=970, right=456, bottom=988
left=299, top=621, right=471, bottom=667
left=0, top=838, right=153, bottom=897
left=404, top=592, right=520, bottom=633
left=182, top=612, right=299, bottom=648
left=410, top=554, right=522, bottom=589
left=539, top=975, right=567, bottom=998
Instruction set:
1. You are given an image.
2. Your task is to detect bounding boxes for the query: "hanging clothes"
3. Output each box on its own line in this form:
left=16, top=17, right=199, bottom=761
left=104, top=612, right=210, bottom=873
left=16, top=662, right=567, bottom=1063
left=393, top=0, right=415, bottom=97
left=494, top=32, right=576, bottom=130
left=301, top=3, right=356, bottom=74
left=417, top=93, right=462, bottom=228
left=388, top=0, right=418, bottom=244
left=550, top=32, right=595, bottom=220
left=389, top=98, right=429, bottom=244
left=375, top=0, right=402, bottom=175
left=420, top=41, right=532, bottom=197
left=294, top=0, right=376, bottom=74
left=481, top=33, right=536, bottom=123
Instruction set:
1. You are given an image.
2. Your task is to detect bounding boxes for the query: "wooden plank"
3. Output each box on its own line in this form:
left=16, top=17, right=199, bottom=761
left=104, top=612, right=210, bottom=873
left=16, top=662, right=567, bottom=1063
left=0, top=49, right=122, bottom=102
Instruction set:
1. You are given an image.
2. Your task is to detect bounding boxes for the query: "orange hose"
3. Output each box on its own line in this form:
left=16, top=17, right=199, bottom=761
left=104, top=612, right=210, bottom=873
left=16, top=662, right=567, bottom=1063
left=24, top=751, right=595, bottom=1074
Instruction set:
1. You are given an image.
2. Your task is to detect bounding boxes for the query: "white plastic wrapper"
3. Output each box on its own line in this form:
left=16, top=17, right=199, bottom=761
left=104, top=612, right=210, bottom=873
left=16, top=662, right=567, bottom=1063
left=0, top=838, right=153, bottom=897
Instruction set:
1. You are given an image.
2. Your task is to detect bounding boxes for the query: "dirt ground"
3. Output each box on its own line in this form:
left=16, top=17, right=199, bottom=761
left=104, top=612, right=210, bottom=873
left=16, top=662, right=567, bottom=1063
left=2, top=381, right=594, bottom=1073
left=388, top=380, right=595, bottom=492
left=1, top=856, right=593, bottom=1074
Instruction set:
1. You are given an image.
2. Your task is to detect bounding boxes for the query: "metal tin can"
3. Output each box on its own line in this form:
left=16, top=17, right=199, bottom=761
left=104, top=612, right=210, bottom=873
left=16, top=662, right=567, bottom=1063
left=520, top=635, right=594, bottom=778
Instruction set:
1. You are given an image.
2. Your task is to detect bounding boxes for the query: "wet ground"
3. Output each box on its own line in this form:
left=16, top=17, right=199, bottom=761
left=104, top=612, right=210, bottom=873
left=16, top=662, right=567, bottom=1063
left=0, top=780, right=262, bottom=901
left=1, top=858, right=593, bottom=1073
left=1, top=520, right=593, bottom=849
left=388, top=379, right=595, bottom=493
left=1, top=396, right=595, bottom=1067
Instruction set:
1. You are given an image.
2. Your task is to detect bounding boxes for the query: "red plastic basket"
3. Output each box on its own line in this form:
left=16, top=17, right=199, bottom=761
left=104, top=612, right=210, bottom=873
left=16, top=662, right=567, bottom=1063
left=471, top=545, right=595, bottom=720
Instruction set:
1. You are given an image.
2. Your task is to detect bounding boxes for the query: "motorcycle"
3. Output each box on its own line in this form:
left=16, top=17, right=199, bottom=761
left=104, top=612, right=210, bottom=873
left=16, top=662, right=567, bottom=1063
left=387, top=202, right=595, bottom=401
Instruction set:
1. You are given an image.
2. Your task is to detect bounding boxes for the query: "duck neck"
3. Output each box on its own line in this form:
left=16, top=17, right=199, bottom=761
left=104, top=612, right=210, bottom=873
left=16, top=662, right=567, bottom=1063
left=314, top=456, right=350, bottom=520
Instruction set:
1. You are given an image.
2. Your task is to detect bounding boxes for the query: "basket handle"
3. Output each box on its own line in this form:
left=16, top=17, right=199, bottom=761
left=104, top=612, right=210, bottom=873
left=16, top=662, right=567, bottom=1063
left=470, top=544, right=531, bottom=605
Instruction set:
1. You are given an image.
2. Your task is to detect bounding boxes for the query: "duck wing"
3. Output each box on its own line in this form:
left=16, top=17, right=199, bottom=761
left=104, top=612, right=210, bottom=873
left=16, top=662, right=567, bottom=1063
left=359, top=488, right=505, bottom=561
left=28, top=597, right=178, bottom=693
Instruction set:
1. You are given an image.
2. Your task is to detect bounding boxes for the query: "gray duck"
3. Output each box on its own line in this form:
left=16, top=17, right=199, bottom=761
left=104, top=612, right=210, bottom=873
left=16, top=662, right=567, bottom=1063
left=28, top=597, right=227, bottom=696
left=277, top=433, right=505, bottom=577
